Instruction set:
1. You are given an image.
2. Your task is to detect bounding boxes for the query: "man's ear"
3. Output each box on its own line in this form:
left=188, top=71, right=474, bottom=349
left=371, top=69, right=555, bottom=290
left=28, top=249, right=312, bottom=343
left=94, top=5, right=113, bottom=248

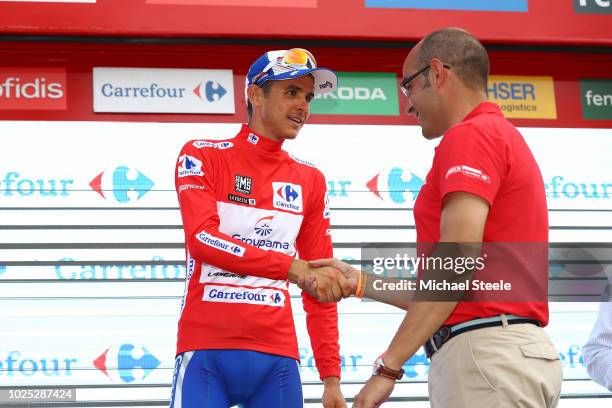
left=247, top=85, right=262, bottom=107
left=431, top=59, right=448, bottom=89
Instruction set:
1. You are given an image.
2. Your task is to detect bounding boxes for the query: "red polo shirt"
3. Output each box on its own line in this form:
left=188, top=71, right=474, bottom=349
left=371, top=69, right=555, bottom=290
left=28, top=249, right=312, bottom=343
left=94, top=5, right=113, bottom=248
left=414, top=102, right=549, bottom=326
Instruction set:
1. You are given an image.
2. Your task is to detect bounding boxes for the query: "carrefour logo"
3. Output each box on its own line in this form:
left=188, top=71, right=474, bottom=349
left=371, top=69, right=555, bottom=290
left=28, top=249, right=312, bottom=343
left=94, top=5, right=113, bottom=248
left=278, top=185, right=299, bottom=202
left=197, top=231, right=246, bottom=257
left=89, top=166, right=154, bottom=203
left=193, top=81, right=227, bottom=102
left=93, top=344, right=161, bottom=383
left=203, top=285, right=285, bottom=307
left=545, top=176, right=612, bottom=200
left=0, top=351, right=78, bottom=377
left=367, top=167, right=424, bottom=204
left=272, top=182, right=303, bottom=213
left=0, top=171, right=74, bottom=197
left=55, top=256, right=185, bottom=280
left=93, top=68, right=235, bottom=114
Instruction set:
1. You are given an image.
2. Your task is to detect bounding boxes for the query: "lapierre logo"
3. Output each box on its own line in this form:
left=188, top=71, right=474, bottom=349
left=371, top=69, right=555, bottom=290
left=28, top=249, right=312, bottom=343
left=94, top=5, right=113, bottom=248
left=272, top=182, right=303, bottom=213
left=0, top=68, right=66, bottom=110
left=235, top=174, right=252, bottom=195
left=232, top=216, right=291, bottom=250
left=197, top=231, right=245, bottom=257
left=89, top=166, right=154, bottom=203
left=203, top=285, right=285, bottom=307
left=94, top=344, right=161, bottom=383
left=178, top=154, right=204, bottom=178
left=193, top=140, right=234, bottom=149
left=367, top=167, right=424, bottom=204
left=575, top=0, right=612, bottom=13
left=446, top=165, right=491, bottom=183
left=193, top=81, right=227, bottom=102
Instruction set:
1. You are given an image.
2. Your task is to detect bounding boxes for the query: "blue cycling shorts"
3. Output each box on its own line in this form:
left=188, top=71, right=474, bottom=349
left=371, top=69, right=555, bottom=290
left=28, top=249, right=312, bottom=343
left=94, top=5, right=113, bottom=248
left=169, top=349, right=304, bottom=408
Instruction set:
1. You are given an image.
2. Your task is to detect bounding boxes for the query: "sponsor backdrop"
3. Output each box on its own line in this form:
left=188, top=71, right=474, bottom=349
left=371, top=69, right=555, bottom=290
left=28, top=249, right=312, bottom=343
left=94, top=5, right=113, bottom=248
left=0, top=0, right=609, bottom=45
left=0, top=121, right=610, bottom=393
left=0, top=122, right=609, bottom=210
left=1, top=48, right=611, bottom=129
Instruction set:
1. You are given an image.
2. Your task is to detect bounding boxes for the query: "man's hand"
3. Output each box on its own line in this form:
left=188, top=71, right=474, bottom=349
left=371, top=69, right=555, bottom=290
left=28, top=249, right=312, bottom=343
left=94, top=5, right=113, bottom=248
left=307, top=258, right=360, bottom=299
left=352, top=375, right=395, bottom=408
left=322, top=376, right=347, bottom=408
left=288, top=259, right=354, bottom=302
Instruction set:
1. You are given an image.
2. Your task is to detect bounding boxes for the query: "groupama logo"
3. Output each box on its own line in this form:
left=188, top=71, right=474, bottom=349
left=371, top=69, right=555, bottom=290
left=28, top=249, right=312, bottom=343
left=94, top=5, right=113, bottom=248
left=254, top=216, right=274, bottom=237
left=367, top=167, right=424, bottom=204
left=89, top=166, right=154, bottom=203
left=93, top=344, right=161, bottom=383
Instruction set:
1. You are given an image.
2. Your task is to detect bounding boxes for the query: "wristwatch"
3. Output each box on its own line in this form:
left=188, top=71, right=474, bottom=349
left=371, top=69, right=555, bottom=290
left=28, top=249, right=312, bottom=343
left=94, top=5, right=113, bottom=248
left=372, top=356, right=404, bottom=380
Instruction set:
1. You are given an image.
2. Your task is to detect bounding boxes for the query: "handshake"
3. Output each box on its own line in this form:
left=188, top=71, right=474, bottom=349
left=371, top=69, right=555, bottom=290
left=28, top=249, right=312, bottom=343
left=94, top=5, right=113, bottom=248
left=288, top=258, right=363, bottom=302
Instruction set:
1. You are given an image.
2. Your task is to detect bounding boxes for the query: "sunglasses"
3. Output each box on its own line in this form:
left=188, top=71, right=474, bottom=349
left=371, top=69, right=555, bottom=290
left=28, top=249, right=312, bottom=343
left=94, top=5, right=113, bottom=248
left=253, top=48, right=317, bottom=86
left=400, top=63, right=451, bottom=97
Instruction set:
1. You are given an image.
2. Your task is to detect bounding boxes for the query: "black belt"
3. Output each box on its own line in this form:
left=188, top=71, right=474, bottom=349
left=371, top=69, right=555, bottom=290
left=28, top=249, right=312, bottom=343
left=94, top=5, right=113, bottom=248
left=424, top=315, right=541, bottom=359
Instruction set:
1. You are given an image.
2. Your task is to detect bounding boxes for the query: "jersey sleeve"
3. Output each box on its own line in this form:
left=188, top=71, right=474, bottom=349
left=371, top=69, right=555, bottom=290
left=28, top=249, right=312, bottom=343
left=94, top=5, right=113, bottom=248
left=295, top=169, right=341, bottom=380
left=175, top=141, right=293, bottom=281
left=436, top=124, right=507, bottom=206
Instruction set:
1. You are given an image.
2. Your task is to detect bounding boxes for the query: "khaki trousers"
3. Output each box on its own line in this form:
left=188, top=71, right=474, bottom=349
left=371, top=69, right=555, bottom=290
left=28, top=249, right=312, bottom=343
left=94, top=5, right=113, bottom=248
left=428, top=321, right=563, bottom=408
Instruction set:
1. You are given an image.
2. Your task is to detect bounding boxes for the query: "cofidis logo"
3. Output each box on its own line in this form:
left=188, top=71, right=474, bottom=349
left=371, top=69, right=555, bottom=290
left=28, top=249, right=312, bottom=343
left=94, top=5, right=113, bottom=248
left=0, top=68, right=66, bottom=110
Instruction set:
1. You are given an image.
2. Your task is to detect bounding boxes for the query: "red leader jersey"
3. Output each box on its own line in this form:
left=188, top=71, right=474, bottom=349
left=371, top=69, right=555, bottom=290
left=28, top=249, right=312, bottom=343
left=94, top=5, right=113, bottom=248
left=414, top=102, right=549, bottom=326
left=174, top=124, right=340, bottom=379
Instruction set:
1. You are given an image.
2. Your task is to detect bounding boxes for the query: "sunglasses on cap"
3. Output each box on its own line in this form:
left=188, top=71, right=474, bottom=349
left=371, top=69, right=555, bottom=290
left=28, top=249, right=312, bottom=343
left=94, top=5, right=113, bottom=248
left=252, top=48, right=318, bottom=86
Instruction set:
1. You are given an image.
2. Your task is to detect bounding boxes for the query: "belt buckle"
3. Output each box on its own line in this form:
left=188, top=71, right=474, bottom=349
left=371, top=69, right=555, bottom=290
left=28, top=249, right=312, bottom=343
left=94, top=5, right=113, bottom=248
left=433, top=326, right=452, bottom=349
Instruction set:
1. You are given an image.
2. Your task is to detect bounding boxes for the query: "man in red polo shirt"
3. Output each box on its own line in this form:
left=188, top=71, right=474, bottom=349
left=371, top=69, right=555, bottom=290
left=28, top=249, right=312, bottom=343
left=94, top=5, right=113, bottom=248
left=310, top=28, right=563, bottom=407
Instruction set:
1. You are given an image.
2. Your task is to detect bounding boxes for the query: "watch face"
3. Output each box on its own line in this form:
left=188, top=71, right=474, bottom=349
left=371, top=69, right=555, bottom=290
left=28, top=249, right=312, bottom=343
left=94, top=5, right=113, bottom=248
left=372, top=356, right=383, bottom=375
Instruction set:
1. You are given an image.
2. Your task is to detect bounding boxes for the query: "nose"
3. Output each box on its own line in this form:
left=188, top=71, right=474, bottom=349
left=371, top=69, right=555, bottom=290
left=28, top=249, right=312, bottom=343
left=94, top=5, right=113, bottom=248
left=404, top=97, right=416, bottom=117
left=301, top=95, right=311, bottom=110
left=296, top=96, right=310, bottom=115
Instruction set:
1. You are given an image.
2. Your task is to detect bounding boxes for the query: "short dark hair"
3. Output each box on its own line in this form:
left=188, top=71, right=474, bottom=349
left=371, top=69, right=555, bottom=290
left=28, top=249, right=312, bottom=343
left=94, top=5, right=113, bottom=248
left=417, top=27, right=489, bottom=91
left=247, top=80, right=274, bottom=119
